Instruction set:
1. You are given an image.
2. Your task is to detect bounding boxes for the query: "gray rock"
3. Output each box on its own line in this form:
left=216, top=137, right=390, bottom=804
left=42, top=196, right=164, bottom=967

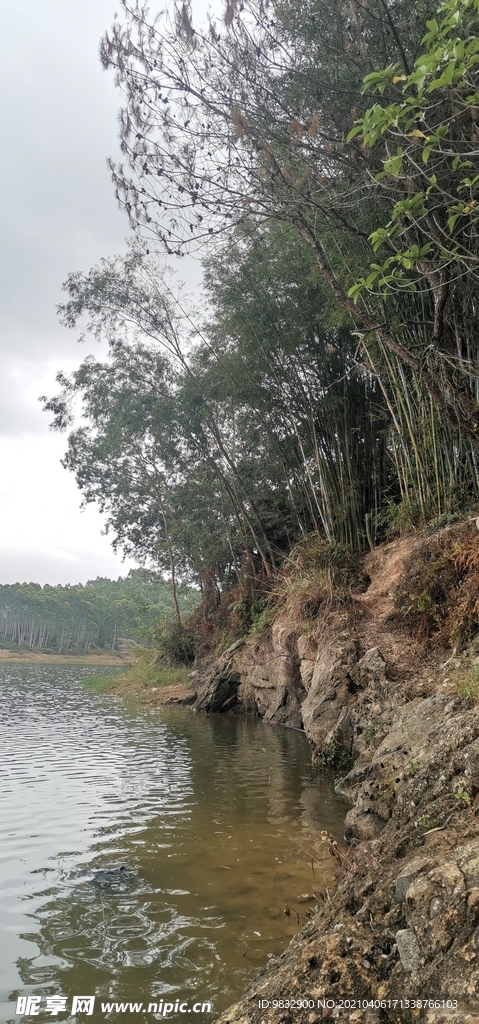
left=301, top=641, right=358, bottom=756
left=429, top=896, right=443, bottom=919
left=194, top=642, right=245, bottom=712
left=350, top=647, right=387, bottom=691
left=395, top=928, right=421, bottom=973
left=88, top=866, right=137, bottom=893
left=344, top=806, right=385, bottom=841
left=299, top=659, right=315, bottom=691
left=296, top=635, right=317, bottom=662
left=395, top=856, right=432, bottom=903
left=194, top=631, right=308, bottom=727
left=455, top=840, right=479, bottom=889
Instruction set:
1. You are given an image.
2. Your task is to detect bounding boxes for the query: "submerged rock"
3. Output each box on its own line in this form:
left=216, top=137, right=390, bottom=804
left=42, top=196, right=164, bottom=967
left=88, top=865, right=138, bottom=893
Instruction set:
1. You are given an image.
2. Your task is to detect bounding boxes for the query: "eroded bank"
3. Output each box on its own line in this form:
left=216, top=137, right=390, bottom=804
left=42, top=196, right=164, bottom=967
left=191, top=535, right=479, bottom=1023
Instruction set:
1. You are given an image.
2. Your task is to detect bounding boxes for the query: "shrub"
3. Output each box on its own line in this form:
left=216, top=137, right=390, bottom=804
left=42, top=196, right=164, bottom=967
left=150, top=617, right=197, bottom=665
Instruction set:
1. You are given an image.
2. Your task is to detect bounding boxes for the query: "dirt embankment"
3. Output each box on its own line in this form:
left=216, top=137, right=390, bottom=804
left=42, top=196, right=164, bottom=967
left=109, top=675, right=195, bottom=706
left=192, top=530, right=479, bottom=1023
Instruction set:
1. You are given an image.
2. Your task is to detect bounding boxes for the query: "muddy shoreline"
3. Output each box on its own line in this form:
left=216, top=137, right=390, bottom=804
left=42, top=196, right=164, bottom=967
left=0, top=649, right=128, bottom=665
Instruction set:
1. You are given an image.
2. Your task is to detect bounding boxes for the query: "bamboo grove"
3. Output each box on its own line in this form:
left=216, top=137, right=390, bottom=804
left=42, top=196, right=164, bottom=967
left=44, top=0, right=479, bottom=607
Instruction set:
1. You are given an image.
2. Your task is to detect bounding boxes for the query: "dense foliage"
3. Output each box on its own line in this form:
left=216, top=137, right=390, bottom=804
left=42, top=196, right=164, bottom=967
left=43, top=0, right=479, bottom=620
left=0, top=571, right=196, bottom=653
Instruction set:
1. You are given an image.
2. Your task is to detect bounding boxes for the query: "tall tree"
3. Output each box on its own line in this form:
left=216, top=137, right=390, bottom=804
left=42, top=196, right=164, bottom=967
left=94, top=0, right=479, bottom=436
left=44, top=247, right=289, bottom=593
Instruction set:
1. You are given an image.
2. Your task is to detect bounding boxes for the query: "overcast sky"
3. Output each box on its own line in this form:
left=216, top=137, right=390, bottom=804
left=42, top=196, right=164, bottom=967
left=0, top=0, right=205, bottom=585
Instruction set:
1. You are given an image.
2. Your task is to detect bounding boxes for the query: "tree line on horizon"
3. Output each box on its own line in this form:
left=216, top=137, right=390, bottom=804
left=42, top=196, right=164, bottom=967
left=42, top=0, right=479, bottom=615
left=0, top=572, right=196, bottom=653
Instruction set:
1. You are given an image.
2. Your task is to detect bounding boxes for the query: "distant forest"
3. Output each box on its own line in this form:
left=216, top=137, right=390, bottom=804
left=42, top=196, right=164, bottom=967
left=0, top=571, right=197, bottom=653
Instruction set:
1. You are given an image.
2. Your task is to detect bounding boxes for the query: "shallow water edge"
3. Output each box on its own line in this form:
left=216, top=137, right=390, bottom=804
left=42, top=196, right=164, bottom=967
left=0, top=663, right=348, bottom=1023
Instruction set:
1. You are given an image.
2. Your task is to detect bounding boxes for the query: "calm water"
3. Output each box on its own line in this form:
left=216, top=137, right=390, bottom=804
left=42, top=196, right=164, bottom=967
left=0, top=665, right=347, bottom=1022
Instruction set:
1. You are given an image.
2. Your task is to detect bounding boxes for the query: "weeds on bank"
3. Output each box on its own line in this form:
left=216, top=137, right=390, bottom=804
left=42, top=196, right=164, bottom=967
left=454, top=785, right=472, bottom=805
left=455, top=663, right=479, bottom=703
left=114, top=661, right=192, bottom=691
left=82, top=674, right=119, bottom=692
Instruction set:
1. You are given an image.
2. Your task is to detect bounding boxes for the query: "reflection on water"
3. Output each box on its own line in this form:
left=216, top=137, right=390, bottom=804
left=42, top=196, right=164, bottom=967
left=0, top=665, right=347, bottom=1021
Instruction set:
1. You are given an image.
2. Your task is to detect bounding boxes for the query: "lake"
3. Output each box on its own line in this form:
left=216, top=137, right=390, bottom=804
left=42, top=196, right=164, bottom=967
left=0, top=664, right=347, bottom=1022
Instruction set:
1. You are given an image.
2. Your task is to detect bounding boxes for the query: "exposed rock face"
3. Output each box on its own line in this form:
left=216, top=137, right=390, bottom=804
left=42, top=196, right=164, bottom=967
left=194, top=632, right=394, bottom=773
left=301, top=640, right=358, bottom=759
left=193, top=538, right=479, bottom=1021
left=194, top=625, right=306, bottom=728
left=194, top=639, right=246, bottom=713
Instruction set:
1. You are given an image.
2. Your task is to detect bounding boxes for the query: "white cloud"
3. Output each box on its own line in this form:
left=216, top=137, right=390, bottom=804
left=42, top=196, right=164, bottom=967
left=0, top=0, right=137, bottom=583
left=0, top=0, right=211, bottom=584
left=0, top=432, right=135, bottom=585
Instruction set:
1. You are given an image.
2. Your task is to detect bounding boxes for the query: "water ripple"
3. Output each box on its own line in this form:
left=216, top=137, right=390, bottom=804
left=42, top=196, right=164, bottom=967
left=0, top=664, right=347, bottom=1021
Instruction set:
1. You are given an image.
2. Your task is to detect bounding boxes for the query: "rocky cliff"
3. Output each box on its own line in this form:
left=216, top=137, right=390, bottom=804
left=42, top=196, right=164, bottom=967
left=192, top=536, right=479, bottom=1023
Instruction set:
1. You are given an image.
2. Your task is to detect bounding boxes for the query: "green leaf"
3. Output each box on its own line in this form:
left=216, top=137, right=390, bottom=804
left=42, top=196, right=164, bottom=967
left=448, top=212, right=461, bottom=232
left=452, top=155, right=473, bottom=170
left=459, top=174, right=479, bottom=188
left=347, top=282, right=365, bottom=303
left=408, top=66, right=428, bottom=93
left=368, top=227, right=390, bottom=252
left=424, top=17, right=439, bottom=37
left=346, top=124, right=364, bottom=143
left=428, top=61, right=457, bottom=91
left=366, top=270, right=380, bottom=288
left=383, top=149, right=403, bottom=176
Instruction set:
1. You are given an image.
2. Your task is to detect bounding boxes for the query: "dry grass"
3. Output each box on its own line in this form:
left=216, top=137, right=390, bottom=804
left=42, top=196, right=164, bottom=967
left=394, top=523, right=479, bottom=648
left=272, top=535, right=368, bottom=626
left=455, top=664, right=479, bottom=703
